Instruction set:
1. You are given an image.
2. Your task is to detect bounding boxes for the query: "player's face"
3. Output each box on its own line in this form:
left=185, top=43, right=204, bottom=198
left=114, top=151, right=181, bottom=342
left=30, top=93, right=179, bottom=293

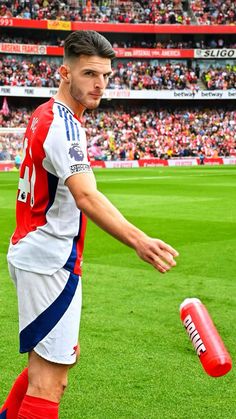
left=67, top=55, right=112, bottom=111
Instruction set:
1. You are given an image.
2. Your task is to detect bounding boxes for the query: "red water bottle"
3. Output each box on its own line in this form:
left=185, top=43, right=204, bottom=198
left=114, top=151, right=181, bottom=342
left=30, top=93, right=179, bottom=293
left=180, top=298, right=232, bottom=377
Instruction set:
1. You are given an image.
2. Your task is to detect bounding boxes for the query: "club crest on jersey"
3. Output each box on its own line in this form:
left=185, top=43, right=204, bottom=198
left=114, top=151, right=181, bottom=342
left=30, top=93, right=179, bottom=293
left=69, top=143, right=84, bottom=161
left=31, top=117, right=39, bottom=133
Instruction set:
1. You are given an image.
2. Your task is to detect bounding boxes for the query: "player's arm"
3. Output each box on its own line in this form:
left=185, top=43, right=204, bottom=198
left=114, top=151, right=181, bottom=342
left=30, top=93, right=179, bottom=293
left=65, top=172, right=179, bottom=273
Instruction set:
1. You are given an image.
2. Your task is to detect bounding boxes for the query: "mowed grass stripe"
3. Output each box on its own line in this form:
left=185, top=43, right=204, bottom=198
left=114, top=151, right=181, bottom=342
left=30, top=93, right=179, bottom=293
left=0, top=166, right=236, bottom=419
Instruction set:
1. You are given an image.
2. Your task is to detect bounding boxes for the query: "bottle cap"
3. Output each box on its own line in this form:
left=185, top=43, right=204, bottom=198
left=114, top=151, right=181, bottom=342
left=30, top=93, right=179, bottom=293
left=204, top=355, right=232, bottom=377
left=179, top=298, right=201, bottom=312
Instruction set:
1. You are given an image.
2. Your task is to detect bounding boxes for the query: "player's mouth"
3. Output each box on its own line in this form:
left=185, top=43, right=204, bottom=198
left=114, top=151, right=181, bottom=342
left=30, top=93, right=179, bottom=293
left=89, top=92, right=103, bottom=98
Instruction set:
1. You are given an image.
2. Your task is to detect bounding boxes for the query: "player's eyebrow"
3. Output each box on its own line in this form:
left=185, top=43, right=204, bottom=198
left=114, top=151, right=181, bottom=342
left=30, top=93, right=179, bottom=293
left=83, top=68, right=113, bottom=77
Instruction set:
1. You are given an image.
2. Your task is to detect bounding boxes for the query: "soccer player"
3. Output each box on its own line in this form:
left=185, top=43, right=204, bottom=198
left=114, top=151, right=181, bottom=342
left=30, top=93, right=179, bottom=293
left=0, top=30, right=179, bottom=418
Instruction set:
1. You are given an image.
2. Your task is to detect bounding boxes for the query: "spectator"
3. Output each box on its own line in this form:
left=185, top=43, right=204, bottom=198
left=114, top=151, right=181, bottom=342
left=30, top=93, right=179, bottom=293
left=191, top=0, right=236, bottom=24
left=202, top=65, right=236, bottom=90
left=0, top=145, right=11, bottom=160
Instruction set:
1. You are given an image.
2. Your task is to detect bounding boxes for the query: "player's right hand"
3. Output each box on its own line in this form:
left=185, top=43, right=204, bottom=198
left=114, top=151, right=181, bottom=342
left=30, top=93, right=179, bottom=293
left=135, top=237, right=179, bottom=273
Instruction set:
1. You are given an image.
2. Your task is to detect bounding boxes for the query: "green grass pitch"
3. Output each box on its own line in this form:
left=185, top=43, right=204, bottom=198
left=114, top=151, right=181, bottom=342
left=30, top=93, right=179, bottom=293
left=1, top=165, right=236, bottom=419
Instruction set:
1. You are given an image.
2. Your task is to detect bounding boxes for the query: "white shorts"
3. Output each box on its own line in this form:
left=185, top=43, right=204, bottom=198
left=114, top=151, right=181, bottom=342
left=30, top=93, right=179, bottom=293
left=8, top=263, right=82, bottom=365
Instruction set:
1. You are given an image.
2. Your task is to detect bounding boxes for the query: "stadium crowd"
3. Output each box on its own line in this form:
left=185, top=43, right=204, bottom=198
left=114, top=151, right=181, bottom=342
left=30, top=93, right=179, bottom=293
left=85, top=108, right=236, bottom=160
left=201, top=65, right=236, bottom=90
left=0, top=56, right=60, bottom=88
left=0, top=106, right=235, bottom=161
left=190, top=0, right=236, bottom=25
left=111, top=61, right=198, bottom=90
left=1, top=55, right=236, bottom=90
left=0, top=0, right=189, bottom=24
left=0, top=105, right=31, bottom=128
left=112, top=38, right=236, bottom=49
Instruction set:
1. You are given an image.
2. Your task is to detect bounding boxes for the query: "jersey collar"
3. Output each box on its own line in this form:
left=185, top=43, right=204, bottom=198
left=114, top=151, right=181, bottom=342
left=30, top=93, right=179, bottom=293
left=54, top=99, right=83, bottom=124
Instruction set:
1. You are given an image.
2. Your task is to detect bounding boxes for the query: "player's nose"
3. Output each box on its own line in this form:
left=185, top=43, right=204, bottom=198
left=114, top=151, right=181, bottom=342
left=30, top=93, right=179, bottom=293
left=94, top=75, right=106, bottom=90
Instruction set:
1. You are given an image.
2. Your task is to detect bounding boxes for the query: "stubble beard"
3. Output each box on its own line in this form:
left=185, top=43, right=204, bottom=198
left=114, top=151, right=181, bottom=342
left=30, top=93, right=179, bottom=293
left=70, top=84, right=101, bottom=110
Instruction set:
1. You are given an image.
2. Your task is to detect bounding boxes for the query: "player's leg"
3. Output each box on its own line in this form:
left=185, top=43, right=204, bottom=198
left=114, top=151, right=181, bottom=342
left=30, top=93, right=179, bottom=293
left=27, top=350, right=69, bottom=402
left=0, top=346, right=80, bottom=418
left=0, top=265, right=29, bottom=418
left=18, top=341, right=81, bottom=418
left=18, top=351, right=69, bottom=418
left=4, top=265, right=82, bottom=418
left=0, top=368, right=28, bottom=418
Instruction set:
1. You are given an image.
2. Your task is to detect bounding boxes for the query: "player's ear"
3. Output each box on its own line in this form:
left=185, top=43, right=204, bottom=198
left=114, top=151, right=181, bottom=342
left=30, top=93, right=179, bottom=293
left=59, top=64, right=71, bottom=82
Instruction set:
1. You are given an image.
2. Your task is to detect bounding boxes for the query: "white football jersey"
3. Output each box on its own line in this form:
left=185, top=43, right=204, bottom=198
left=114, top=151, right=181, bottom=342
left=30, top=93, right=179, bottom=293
left=8, top=98, right=91, bottom=276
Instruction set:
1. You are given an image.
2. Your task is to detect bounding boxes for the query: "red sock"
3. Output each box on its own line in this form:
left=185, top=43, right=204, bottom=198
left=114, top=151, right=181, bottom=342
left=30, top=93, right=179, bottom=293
left=0, top=368, right=28, bottom=419
left=17, top=395, right=59, bottom=419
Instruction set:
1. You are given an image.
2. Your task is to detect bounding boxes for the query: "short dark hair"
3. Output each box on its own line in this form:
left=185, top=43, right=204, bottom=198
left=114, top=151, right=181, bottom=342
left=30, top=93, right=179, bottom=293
left=64, top=30, right=116, bottom=61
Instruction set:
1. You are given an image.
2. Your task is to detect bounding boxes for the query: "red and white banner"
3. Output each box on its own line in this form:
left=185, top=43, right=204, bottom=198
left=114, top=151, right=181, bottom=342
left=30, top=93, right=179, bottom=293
left=0, top=43, right=47, bottom=55
left=197, top=157, right=223, bottom=165
left=89, top=160, right=106, bottom=169
left=0, top=161, right=15, bottom=171
left=1, top=43, right=236, bottom=60
left=223, top=157, right=236, bottom=165
left=0, top=18, right=236, bottom=34
left=105, top=160, right=139, bottom=168
left=168, top=158, right=198, bottom=166
left=0, top=43, right=194, bottom=58
left=138, top=159, right=168, bottom=167
left=92, top=158, right=230, bottom=168
left=1, top=157, right=236, bottom=172
left=1, top=86, right=236, bottom=100
left=113, top=48, right=193, bottom=58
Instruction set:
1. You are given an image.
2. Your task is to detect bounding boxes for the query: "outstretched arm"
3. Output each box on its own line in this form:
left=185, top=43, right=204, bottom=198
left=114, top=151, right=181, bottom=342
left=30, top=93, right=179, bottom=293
left=66, top=172, right=179, bottom=273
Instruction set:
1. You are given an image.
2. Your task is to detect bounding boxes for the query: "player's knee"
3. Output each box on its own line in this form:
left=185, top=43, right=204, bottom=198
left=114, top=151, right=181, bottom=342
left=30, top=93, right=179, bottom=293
left=60, top=375, right=68, bottom=397
left=29, top=375, right=68, bottom=402
left=53, top=375, right=68, bottom=400
left=47, top=375, right=68, bottom=400
left=27, top=350, right=70, bottom=402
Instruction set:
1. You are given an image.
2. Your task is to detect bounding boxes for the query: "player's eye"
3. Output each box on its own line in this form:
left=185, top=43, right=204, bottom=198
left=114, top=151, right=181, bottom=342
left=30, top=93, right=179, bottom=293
left=84, top=71, right=94, bottom=76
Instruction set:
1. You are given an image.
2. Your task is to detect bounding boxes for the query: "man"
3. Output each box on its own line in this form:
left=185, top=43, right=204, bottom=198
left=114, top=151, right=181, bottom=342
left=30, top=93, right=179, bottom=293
left=1, top=30, right=178, bottom=418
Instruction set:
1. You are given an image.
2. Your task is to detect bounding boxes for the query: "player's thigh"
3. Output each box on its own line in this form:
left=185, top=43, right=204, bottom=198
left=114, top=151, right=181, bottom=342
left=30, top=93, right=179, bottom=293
left=11, top=264, right=82, bottom=365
